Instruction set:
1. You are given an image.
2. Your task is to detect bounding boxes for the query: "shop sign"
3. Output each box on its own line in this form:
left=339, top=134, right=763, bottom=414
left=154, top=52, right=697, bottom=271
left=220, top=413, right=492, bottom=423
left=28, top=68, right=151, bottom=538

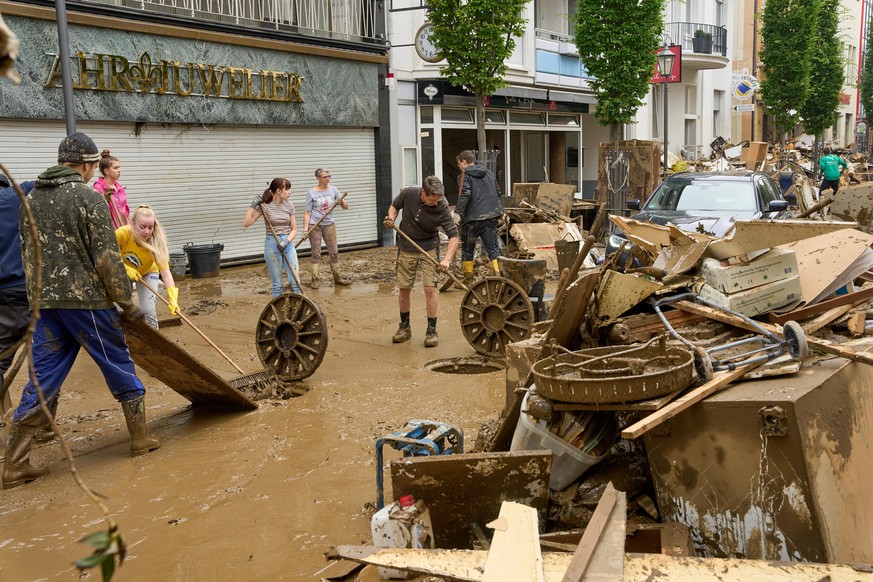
left=44, top=51, right=304, bottom=103
left=732, top=73, right=759, bottom=101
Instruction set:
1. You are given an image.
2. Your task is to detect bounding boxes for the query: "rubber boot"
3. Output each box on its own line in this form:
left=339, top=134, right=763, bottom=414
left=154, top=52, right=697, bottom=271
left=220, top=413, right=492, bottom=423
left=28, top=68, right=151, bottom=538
left=462, top=261, right=475, bottom=287
left=310, top=264, right=320, bottom=289
left=35, top=398, right=59, bottom=444
left=120, top=396, right=161, bottom=457
left=330, top=263, right=351, bottom=286
left=490, top=258, right=500, bottom=276
left=2, top=414, right=49, bottom=489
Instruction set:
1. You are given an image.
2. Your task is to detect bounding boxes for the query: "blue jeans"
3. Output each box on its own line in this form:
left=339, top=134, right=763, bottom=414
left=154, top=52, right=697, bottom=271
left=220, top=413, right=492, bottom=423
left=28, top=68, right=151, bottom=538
left=265, top=235, right=301, bottom=296
left=461, top=218, right=501, bottom=261
left=14, top=308, right=145, bottom=422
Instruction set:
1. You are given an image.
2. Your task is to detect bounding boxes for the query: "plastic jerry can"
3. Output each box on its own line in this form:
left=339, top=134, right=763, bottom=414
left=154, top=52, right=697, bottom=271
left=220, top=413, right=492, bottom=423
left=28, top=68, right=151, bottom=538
left=370, top=494, right=434, bottom=580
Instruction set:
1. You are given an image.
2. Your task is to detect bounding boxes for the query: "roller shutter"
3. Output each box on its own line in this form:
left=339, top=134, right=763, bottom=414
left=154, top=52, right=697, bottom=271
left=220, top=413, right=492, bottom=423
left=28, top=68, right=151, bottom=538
left=0, top=118, right=377, bottom=261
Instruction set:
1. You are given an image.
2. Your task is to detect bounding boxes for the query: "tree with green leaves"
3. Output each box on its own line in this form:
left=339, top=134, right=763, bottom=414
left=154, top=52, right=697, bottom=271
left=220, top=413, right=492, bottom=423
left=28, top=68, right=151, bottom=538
left=860, top=17, right=873, bottom=156
left=573, top=0, right=666, bottom=149
left=759, top=0, right=820, bottom=142
left=799, top=0, right=843, bottom=175
left=427, top=0, right=529, bottom=155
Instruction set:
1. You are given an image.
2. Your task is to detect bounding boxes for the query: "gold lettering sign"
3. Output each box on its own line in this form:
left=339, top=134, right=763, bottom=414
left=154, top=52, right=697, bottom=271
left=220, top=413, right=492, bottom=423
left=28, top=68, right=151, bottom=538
left=44, top=51, right=305, bottom=104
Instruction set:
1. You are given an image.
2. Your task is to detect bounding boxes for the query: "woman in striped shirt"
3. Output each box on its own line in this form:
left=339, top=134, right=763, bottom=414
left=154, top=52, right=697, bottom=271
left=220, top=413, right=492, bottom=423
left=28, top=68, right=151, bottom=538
left=243, top=177, right=302, bottom=296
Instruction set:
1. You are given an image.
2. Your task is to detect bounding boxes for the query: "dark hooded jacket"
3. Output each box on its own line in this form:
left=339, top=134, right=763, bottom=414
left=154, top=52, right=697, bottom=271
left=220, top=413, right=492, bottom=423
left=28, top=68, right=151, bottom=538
left=456, top=164, right=503, bottom=226
left=19, top=165, right=133, bottom=310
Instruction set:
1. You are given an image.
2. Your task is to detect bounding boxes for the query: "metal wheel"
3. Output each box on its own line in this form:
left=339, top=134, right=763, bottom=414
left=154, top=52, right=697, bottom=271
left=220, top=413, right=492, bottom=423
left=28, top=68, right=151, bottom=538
left=694, top=347, right=714, bottom=383
left=460, top=277, right=534, bottom=358
left=255, top=293, right=328, bottom=381
left=782, top=320, right=809, bottom=361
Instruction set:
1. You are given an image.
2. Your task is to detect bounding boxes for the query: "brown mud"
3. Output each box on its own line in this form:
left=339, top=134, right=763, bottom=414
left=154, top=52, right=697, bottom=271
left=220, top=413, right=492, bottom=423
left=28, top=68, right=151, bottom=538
left=0, top=247, right=508, bottom=580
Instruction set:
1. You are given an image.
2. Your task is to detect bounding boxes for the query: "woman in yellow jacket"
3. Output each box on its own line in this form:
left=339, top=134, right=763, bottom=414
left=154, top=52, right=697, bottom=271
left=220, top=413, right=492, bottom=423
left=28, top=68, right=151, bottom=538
left=115, top=205, right=179, bottom=330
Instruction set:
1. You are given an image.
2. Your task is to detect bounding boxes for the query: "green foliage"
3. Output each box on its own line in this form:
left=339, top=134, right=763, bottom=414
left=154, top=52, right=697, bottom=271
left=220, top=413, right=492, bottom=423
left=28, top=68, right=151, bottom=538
left=694, top=29, right=712, bottom=40
left=759, top=0, right=820, bottom=137
left=74, top=525, right=127, bottom=581
left=573, top=0, right=666, bottom=137
left=800, top=0, right=843, bottom=139
left=861, top=16, right=873, bottom=150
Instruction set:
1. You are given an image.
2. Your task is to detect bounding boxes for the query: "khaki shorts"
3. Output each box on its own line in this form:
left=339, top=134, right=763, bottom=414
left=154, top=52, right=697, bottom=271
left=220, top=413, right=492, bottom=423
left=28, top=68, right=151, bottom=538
left=396, top=248, right=440, bottom=289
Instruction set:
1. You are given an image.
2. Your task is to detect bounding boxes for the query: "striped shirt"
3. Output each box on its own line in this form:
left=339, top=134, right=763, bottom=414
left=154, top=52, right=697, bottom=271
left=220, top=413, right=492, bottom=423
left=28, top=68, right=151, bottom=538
left=250, top=196, right=295, bottom=235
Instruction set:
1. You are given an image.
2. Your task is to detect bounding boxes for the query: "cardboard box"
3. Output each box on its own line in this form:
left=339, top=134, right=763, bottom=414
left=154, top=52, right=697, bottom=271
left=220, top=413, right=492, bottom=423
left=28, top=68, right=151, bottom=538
left=699, top=275, right=802, bottom=317
left=700, top=248, right=798, bottom=294
left=744, top=141, right=768, bottom=169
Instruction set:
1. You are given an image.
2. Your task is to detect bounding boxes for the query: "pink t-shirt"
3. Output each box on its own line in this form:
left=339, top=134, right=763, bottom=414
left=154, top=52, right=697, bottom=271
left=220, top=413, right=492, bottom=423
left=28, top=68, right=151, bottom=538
left=93, top=177, right=130, bottom=229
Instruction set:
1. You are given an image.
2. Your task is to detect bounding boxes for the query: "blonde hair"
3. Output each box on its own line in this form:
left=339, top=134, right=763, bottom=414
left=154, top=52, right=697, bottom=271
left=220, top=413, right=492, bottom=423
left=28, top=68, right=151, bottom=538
left=131, top=205, right=170, bottom=266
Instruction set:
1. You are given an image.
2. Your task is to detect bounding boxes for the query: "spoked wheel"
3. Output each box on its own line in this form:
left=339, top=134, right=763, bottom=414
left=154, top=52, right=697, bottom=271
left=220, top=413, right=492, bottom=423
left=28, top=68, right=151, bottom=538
left=693, top=347, right=714, bottom=383
left=782, top=320, right=809, bottom=361
left=460, top=277, right=534, bottom=358
left=255, top=292, right=328, bottom=381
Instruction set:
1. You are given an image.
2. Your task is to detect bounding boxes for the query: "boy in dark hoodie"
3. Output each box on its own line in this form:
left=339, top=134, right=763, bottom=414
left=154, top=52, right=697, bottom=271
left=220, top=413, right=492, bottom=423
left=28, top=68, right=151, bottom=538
left=3, top=132, right=160, bottom=490
left=455, top=150, right=504, bottom=285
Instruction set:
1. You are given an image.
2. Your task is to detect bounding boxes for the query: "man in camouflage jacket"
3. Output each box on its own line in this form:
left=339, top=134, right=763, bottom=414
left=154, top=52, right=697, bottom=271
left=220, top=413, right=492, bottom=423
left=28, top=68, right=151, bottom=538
left=3, top=132, right=160, bottom=490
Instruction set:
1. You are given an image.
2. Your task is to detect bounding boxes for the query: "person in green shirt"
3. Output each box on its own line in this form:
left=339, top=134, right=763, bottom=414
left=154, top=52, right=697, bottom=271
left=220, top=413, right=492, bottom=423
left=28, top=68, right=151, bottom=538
left=819, top=147, right=848, bottom=197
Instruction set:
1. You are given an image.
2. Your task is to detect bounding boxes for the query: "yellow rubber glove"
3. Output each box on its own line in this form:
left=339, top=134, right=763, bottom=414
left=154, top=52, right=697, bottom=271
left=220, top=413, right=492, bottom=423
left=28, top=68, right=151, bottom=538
left=125, top=264, right=142, bottom=281
left=166, top=286, right=180, bottom=315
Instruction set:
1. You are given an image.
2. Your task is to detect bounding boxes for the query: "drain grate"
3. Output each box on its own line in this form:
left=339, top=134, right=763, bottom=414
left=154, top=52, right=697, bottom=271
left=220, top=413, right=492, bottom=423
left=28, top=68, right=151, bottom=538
left=425, top=356, right=504, bottom=375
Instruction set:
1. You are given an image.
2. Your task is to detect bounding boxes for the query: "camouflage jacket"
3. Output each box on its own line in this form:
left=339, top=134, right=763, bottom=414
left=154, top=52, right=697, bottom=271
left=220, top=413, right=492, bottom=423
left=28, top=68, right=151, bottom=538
left=19, top=165, right=132, bottom=310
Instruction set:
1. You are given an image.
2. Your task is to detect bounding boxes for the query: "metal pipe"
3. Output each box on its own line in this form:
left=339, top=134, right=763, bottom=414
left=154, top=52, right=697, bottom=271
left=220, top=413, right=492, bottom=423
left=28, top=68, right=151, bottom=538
left=54, top=0, right=76, bottom=135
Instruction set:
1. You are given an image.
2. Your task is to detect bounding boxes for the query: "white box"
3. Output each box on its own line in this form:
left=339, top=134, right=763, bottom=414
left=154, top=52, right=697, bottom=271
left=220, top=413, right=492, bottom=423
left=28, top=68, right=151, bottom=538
left=510, top=392, right=605, bottom=491
left=699, top=275, right=802, bottom=317
left=700, top=248, right=798, bottom=294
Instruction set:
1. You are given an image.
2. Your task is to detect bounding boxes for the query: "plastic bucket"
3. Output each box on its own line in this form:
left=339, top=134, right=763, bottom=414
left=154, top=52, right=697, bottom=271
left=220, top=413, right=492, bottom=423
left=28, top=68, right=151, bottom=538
left=169, top=252, right=188, bottom=279
left=183, top=243, right=224, bottom=278
left=554, top=239, right=581, bottom=275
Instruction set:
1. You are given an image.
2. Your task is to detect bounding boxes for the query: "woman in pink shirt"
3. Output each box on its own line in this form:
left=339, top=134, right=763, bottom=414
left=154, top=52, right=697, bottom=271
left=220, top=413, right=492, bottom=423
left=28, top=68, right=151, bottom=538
left=93, top=149, right=130, bottom=228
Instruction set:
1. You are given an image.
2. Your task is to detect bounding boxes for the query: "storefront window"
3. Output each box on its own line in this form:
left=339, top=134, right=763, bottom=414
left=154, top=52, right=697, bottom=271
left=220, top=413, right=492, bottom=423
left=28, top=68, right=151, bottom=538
left=420, top=106, right=434, bottom=125
left=548, top=114, right=579, bottom=126
left=485, top=110, right=506, bottom=124
left=421, top=130, right=435, bottom=179
left=509, top=112, right=546, bottom=125
left=442, top=108, right=475, bottom=124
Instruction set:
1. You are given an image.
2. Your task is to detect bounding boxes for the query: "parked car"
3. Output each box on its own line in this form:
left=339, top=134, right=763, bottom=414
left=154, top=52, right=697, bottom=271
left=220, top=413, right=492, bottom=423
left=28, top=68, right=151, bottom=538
left=606, top=171, right=791, bottom=255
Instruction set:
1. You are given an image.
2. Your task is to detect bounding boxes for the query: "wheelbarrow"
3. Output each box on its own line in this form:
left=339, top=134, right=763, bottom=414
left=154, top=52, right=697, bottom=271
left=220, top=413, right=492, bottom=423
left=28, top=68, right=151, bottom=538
left=651, top=292, right=809, bottom=382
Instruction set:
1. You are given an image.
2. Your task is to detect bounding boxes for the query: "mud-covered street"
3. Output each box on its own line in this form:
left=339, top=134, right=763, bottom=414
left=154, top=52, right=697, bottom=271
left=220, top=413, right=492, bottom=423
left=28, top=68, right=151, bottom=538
left=0, top=247, right=508, bottom=580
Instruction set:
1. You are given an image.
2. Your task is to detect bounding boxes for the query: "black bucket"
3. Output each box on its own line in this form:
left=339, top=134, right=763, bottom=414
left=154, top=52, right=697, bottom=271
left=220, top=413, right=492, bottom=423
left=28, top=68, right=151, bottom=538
left=183, top=243, right=224, bottom=278
left=554, top=239, right=581, bottom=274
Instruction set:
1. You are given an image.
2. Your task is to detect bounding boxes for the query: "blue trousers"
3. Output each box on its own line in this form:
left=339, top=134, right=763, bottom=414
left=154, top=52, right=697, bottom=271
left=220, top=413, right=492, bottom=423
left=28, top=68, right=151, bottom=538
left=14, top=308, right=145, bottom=422
left=461, top=218, right=501, bottom=261
left=265, top=235, right=302, bottom=296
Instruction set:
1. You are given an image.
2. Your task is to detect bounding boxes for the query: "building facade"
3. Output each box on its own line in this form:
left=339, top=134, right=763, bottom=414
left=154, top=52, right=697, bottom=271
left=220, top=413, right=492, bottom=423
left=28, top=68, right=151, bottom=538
left=0, top=0, right=389, bottom=261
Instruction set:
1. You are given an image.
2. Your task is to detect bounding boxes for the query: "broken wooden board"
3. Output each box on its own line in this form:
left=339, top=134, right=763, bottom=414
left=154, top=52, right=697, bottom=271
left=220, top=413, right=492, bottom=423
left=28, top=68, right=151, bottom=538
left=609, top=216, right=671, bottom=255
left=777, top=229, right=873, bottom=306
left=545, top=270, right=600, bottom=347
left=561, top=483, right=626, bottom=582
left=594, top=270, right=662, bottom=323
left=535, top=183, right=577, bottom=218
left=830, top=181, right=873, bottom=234
left=768, top=284, right=873, bottom=325
left=483, top=502, right=544, bottom=582
left=123, top=318, right=258, bottom=410
left=510, top=222, right=584, bottom=270
left=390, top=451, right=551, bottom=549
left=330, top=546, right=873, bottom=581
left=705, top=220, right=858, bottom=260
left=652, top=240, right=710, bottom=276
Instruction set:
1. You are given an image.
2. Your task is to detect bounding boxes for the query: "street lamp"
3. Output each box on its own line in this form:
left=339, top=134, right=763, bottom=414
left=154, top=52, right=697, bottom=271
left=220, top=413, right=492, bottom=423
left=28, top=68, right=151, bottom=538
left=657, top=45, right=676, bottom=176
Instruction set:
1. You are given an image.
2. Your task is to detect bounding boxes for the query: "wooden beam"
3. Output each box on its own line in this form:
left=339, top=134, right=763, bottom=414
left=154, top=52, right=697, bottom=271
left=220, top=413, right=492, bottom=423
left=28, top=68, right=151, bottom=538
left=767, top=284, right=873, bottom=325
left=621, top=363, right=757, bottom=439
left=483, top=502, right=544, bottom=582
left=560, top=484, right=619, bottom=582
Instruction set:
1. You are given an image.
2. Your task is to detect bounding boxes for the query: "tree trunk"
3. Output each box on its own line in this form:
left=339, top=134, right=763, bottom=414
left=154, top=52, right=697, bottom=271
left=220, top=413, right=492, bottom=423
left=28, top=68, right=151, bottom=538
left=813, top=136, right=820, bottom=183
left=610, top=123, right=622, bottom=154
left=476, top=93, right=487, bottom=156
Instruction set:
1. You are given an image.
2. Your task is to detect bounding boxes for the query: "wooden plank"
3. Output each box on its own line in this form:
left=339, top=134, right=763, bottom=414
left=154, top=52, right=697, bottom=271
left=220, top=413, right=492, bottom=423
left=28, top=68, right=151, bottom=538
left=390, top=451, right=551, bottom=549
left=329, top=547, right=873, bottom=581
left=483, top=502, right=544, bottom=582
left=620, top=363, right=757, bottom=439
left=802, top=303, right=858, bottom=334
left=560, top=483, right=624, bottom=582
left=767, top=284, right=873, bottom=325
left=847, top=310, right=867, bottom=337
left=123, top=318, right=258, bottom=410
left=544, top=271, right=600, bottom=347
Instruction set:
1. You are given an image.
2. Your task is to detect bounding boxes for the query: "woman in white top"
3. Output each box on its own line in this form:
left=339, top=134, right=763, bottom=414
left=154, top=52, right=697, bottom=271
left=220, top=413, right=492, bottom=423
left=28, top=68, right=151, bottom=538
left=304, top=168, right=350, bottom=288
left=243, top=178, right=302, bottom=296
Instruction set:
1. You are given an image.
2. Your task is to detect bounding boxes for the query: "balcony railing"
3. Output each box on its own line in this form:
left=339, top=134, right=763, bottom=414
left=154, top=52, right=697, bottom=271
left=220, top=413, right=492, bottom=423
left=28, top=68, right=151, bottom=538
left=82, top=0, right=379, bottom=41
left=664, top=22, right=727, bottom=57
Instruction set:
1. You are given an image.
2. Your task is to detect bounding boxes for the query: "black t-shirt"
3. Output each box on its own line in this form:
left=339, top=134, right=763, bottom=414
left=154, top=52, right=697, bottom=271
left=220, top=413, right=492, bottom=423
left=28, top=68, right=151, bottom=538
left=391, top=186, right=459, bottom=252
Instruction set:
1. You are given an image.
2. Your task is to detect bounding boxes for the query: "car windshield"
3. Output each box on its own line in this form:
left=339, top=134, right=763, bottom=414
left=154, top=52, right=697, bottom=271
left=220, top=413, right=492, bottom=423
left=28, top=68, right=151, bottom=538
left=644, top=178, right=757, bottom=212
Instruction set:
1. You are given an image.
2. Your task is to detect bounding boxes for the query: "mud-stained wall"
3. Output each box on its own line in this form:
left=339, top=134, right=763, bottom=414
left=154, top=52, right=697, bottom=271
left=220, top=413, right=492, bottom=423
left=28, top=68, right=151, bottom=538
left=644, top=356, right=873, bottom=563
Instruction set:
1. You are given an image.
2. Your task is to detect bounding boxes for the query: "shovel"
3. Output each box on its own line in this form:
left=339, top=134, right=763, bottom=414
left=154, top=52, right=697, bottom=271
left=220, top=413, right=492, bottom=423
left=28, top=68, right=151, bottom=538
left=296, top=191, right=348, bottom=248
